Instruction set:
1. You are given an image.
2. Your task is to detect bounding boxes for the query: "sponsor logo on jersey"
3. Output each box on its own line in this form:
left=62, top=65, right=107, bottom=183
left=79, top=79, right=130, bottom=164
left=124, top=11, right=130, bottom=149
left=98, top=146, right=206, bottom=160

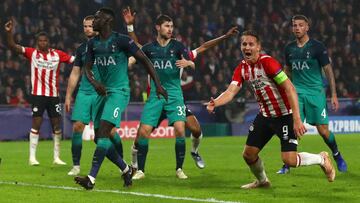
left=94, top=56, right=117, bottom=66
left=291, top=61, right=310, bottom=70
left=154, top=60, right=173, bottom=69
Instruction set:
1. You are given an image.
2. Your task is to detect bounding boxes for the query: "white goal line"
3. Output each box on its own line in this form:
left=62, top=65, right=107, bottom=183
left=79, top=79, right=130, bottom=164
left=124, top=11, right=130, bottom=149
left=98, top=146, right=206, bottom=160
left=0, top=181, right=244, bottom=203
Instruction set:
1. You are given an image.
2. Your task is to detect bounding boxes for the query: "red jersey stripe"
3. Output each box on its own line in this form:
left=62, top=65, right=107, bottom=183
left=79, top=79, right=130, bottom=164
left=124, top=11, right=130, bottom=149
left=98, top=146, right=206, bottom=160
left=264, top=86, right=282, bottom=117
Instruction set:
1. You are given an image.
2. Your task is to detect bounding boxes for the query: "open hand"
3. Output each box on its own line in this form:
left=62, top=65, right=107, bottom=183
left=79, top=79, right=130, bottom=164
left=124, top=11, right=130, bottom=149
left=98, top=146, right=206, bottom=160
left=122, top=6, right=136, bottom=25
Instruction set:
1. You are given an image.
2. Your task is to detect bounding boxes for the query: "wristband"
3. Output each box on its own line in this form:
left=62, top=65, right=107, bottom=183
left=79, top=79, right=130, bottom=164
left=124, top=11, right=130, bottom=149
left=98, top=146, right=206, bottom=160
left=127, top=24, right=134, bottom=32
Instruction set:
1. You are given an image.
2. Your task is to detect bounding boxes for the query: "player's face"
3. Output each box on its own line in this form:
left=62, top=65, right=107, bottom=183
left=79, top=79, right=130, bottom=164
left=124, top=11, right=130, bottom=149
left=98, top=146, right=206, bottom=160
left=156, top=21, right=173, bottom=39
left=241, top=35, right=261, bottom=64
left=37, top=35, right=49, bottom=51
left=93, top=11, right=108, bottom=31
left=83, top=19, right=96, bottom=37
left=292, top=19, right=309, bottom=39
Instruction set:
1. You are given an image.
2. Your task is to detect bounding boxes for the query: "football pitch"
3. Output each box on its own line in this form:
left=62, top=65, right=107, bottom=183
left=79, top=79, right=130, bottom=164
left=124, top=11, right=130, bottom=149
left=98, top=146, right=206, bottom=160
left=0, top=134, right=359, bottom=203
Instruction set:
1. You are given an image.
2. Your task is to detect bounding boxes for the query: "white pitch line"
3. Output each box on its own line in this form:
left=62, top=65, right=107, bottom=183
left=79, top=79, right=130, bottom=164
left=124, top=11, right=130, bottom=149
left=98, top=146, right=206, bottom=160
left=0, top=181, right=244, bottom=203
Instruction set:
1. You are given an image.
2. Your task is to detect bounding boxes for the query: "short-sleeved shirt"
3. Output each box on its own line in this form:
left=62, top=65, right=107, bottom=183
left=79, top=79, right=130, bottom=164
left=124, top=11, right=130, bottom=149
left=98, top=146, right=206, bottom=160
left=142, top=39, right=190, bottom=98
left=285, top=39, right=330, bottom=95
left=73, top=42, right=99, bottom=94
left=22, top=47, right=74, bottom=97
left=231, top=54, right=291, bottom=118
left=85, top=32, right=139, bottom=93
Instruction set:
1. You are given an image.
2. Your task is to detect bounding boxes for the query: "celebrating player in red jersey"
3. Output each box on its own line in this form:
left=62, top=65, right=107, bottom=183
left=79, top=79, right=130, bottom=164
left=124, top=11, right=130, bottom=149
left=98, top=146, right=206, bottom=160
left=206, top=30, right=336, bottom=189
left=5, top=20, right=74, bottom=166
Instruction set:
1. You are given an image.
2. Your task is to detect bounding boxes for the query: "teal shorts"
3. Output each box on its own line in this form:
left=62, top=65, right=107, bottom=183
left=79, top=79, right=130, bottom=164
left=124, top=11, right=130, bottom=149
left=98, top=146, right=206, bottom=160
left=92, top=90, right=130, bottom=129
left=71, top=91, right=97, bottom=124
left=298, top=91, right=328, bottom=125
left=140, top=95, right=186, bottom=127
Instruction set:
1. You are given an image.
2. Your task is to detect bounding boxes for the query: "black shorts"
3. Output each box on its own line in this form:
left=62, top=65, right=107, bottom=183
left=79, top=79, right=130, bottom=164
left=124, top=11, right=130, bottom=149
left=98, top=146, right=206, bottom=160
left=31, top=95, right=62, bottom=118
left=246, top=114, right=298, bottom=152
left=155, top=105, right=194, bottom=128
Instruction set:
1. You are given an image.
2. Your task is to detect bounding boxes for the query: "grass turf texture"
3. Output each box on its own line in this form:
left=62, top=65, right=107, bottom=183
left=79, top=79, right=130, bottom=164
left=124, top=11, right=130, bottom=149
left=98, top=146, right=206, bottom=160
left=0, top=134, right=359, bottom=203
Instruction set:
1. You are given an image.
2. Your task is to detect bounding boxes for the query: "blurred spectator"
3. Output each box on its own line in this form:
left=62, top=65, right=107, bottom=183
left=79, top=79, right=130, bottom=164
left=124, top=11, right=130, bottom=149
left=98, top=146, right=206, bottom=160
left=9, top=87, right=29, bottom=107
left=0, top=0, right=358, bottom=104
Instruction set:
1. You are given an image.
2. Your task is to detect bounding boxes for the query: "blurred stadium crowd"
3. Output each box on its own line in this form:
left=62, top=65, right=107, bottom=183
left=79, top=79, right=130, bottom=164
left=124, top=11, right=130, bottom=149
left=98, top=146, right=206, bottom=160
left=0, top=0, right=359, bottom=106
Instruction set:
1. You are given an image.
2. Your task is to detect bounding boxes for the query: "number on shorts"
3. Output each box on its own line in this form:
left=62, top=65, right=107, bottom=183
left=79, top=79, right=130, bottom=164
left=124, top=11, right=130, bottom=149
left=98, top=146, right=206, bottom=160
left=321, top=109, right=326, bottom=118
left=177, top=105, right=186, bottom=116
left=113, top=107, right=120, bottom=118
left=55, top=104, right=61, bottom=113
left=282, top=125, right=289, bottom=140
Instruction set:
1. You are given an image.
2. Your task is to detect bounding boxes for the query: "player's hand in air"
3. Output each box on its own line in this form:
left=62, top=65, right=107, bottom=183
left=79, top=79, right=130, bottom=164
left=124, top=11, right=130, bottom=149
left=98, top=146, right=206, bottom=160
left=176, top=55, right=193, bottom=69
left=205, top=97, right=216, bottom=114
left=4, top=20, right=13, bottom=32
left=293, top=118, right=307, bottom=139
left=93, top=82, right=107, bottom=96
left=122, top=6, right=136, bottom=25
left=225, top=26, right=239, bottom=38
left=156, top=85, right=168, bottom=101
left=65, top=97, right=72, bottom=113
left=331, top=95, right=339, bottom=112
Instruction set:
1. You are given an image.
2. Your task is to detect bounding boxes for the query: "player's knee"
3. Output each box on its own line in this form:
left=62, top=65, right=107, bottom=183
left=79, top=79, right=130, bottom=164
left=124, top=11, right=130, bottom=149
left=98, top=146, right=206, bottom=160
left=282, top=157, right=296, bottom=167
left=138, top=127, right=151, bottom=137
left=73, top=122, right=85, bottom=133
left=110, top=128, right=117, bottom=137
left=174, top=128, right=185, bottom=137
left=317, top=125, right=329, bottom=137
left=190, top=127, right=202, bottom=138
left=242, top=151, right=257, bottom=164
left=53, top=129, right=62, bottom=135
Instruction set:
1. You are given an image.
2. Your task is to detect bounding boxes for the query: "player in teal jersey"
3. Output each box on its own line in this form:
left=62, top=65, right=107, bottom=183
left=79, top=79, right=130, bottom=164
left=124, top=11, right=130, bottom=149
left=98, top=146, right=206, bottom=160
left=127, top=14, right=195, bottom=179
left=74, top=8, right=167, bottom=190
left=277, top=15, right=347, bottom=174
left=65, top=16, right=125, bottom=176
left=122, top=7, right=239, bottom=175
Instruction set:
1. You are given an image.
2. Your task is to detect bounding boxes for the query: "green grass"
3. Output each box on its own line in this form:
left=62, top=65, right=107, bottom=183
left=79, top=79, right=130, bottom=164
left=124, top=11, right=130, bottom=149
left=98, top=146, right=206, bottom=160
left=0, top=134, right=360, bottom=203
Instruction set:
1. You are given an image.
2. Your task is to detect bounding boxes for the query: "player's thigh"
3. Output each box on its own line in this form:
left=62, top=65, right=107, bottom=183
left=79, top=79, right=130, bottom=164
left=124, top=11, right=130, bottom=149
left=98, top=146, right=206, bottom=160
left=46, top=96, right=62, bottom=118
left=72, top=92, right=97, bottom=125
left=304, top=93, right=328, bottom=125
left=273, top=114, right=298, bottom=152
left=140, top=97, right=165, bottom=127
left=92, top=95, right=106, bottom=129
left=246, top=114, right=274, bottom=151
left=101, top=92, right=130, bottom=128
left=164, top=98, right=186, bottom=126
left=30, top=95, right=46, bottom=118
left=297, top=94, right=306, bottom=122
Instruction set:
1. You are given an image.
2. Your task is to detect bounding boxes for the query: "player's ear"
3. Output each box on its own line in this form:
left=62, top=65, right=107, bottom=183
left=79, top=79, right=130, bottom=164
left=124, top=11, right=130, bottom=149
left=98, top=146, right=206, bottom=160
left=155, top=25, right=160, bottom=32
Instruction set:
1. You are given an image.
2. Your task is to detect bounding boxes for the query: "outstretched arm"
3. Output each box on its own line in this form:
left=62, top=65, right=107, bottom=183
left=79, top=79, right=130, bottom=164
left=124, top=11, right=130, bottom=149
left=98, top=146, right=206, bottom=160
left=65, top=66, right=81, bottom=112
left=206, top=83, right=240, bottom=113
left=4, top=20, right=23, bottom=54
left=323, top=64, right=339, bottom=111
left=133, top=49, right=168, bottom=100
left=195, top=26, right=239, bottom=55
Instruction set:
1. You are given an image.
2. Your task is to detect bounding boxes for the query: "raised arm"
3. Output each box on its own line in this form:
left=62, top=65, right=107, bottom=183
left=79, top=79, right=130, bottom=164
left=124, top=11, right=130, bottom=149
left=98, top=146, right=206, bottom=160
left=4, top=20, right=23, bottom=54
left=195, top=26, right=238, bottom=55
left=65, top=66, right=81, bottom=112
left=132, top=49, right=168, bottom=100
left=323, top=64, right=339, bottom=111
left=122, top=6, right=141, bottom=47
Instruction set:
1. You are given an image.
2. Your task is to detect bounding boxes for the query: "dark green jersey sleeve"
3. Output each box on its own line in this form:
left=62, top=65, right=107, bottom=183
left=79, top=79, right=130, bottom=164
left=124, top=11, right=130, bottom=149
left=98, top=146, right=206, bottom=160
left=175, top=40, right=190, bottom=60
left=74, top=43, right=86, bottom=67
left=84, top=38, right=95, bottom=66
left=314, top=41, right=330, bottom=67
left=115, top=34, right=139, bottom=57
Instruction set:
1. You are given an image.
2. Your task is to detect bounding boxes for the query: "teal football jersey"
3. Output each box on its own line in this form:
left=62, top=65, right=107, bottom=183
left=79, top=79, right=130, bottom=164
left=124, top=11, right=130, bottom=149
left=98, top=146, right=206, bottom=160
left=85, top=32, right=139, bottom=92
left=285, top=39, right=330, bottom=94
left=142, top=39, right=190, bottom=98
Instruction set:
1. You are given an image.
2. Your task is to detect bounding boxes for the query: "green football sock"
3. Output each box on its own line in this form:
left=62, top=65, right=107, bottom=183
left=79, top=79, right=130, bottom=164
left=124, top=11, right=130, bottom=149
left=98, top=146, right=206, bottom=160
left=110, top=132, right=123, bottom=158
left=175, top=137, right=186, bottom=170
left=71, top=132, right=82, bottom=166
left=137, top=137, right=149, bottom=172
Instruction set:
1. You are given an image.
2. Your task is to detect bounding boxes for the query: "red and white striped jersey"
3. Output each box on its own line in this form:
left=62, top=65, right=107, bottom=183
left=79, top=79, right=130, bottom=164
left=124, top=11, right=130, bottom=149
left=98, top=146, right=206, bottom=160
left=22, top=47, right=74, bottom=97
left=231, top=54, right=292, bottom=117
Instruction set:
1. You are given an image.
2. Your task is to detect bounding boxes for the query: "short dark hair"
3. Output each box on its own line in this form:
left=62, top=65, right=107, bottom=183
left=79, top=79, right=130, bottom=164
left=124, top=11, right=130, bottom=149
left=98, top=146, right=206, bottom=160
left=241, top=30, right=260, bottom=43
left=155, top=14, right=172, bottom=26
left=292, top=15, right=309, bottom=24
left=84, top=15, right=94, bottom=21
left=35, top=31, right=49, bottom=40
left=99, top=7, right=115, bottom=20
